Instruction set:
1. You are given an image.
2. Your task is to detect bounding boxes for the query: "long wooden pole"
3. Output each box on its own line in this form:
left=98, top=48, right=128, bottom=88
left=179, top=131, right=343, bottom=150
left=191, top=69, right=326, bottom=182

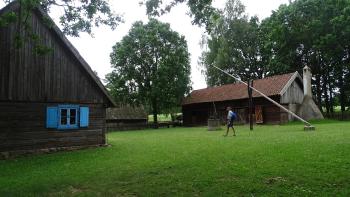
left=212, top=65, right=313, bottom=127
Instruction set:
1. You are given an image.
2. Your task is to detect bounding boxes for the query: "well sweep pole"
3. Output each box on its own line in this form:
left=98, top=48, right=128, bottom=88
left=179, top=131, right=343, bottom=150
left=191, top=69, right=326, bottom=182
left=212, top=65, right=313, bottom=127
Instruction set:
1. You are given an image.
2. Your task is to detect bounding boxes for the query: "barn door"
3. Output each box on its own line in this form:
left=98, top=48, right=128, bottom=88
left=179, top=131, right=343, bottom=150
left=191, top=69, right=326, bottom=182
left=255, top=106, right=263, bottom=124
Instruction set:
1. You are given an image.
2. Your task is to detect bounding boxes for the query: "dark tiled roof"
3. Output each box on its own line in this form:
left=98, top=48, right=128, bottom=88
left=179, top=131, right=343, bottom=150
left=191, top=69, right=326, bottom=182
left=183, top=72, right=296, bottom=105
left=106, top=106, right=148, bottom=120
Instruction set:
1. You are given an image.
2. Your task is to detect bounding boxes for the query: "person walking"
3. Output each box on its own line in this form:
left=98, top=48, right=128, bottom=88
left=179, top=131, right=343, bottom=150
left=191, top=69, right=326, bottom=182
left=224, top=107, right=236, bottom=137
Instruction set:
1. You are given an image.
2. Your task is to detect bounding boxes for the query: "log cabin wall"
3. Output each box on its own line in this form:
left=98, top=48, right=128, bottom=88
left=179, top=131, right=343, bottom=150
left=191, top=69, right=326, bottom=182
left=280, top=80, right=304, bottom=104
left=0, top=102, right=106, bottom=152
left=105, top=107, right=148, bottom=132
left=106, top=119, right=148, bottom=132
left=182, top=96, right=288, bottom=126
left=0, top=3, right=113, bottom=156
left=183, top=102, right=209, bottom=126
left=0, top=8, right=108, bottom=104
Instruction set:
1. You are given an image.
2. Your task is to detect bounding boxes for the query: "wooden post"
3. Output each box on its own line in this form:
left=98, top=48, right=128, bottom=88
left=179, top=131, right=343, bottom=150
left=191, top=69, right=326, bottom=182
left=248, top=80, right=254, bottom=131
left=247, top=80, right=250, bottom=129
left=212, top=102, right=217, bottom=118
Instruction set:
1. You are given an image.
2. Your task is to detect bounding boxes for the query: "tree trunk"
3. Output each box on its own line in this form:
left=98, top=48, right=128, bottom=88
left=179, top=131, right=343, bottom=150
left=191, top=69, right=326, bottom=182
left=329, top=79, right=334, bottom=113
left=323, top=74, right=330, bottom=114
left=152, top=99, right=159, bottom=129
left=339, top=73, right=346, bottom=119
left=315, top=74, right=323, bottom=111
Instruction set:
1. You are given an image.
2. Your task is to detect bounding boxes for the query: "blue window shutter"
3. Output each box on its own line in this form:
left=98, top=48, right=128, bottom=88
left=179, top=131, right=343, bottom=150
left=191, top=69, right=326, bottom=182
left=46, top=107, right=58, bottom=128
left=80, top=107, right=89, bottom=127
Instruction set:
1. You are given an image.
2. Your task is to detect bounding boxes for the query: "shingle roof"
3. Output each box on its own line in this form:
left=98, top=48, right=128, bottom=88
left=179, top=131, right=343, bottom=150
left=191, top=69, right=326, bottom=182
left=183, top=72, right=297, bottom=105
left=106, top=106, right=148, bottom=120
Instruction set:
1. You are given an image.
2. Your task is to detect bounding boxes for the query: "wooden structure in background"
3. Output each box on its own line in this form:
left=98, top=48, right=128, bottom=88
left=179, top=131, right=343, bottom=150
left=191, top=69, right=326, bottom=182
left=182, top=72, right=308, bottom=126
left=0, top=2, right=115, bottom=157
left=106, top=106, right=148, bottom=131
left=255, top=106, right=263, bottom=124
left=247, top=79, right=254, bottom=130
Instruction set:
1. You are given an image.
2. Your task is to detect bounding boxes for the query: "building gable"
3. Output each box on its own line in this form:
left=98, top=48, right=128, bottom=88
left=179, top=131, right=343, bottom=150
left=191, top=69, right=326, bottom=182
left=280, top=72, right=304, bottom=104
left=0, top=2, right=115, bottom=106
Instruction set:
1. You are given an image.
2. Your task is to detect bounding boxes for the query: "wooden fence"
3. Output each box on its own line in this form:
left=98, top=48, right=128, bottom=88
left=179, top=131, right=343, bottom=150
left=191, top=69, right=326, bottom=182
left=323, top=112, right=350, bottom=121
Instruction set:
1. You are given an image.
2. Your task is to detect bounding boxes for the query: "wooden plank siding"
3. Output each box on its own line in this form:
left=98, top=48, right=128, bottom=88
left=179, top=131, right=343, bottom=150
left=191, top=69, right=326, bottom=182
left=182, top=96, right=288, bottom=126
left=0, top=3, right=114, bottom=156
left=106, top=119, right=148, bottom=132
left=0, top=102, right=106, bottom=152
left=0, top=9, right=108, bottom=104
left=280, top=80, right=304, bottom=104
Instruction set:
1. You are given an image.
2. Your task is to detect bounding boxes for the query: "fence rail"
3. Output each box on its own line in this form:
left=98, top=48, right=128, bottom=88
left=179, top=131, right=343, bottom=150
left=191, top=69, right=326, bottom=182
left=323, top=112, right=350, bottom=121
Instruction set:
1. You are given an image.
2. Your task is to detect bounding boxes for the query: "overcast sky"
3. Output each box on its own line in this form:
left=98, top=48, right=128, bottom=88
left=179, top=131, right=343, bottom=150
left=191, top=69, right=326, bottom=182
left=0, top=0, right=290, bottom=89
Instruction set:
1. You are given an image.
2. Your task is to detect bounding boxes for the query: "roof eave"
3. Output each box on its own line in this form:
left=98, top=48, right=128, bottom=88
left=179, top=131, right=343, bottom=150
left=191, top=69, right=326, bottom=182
left=279, top=72, right=301, bottom=96
left=182, top=94, right=280, bottom=106
left=36, top=8, right=117, bottom=107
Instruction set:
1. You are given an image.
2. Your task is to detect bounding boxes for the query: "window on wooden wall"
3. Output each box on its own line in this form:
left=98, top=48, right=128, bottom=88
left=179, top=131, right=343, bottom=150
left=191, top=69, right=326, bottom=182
left=46, top=105, right=89, bottom=130
left=58, top=105, right=79, bottom=129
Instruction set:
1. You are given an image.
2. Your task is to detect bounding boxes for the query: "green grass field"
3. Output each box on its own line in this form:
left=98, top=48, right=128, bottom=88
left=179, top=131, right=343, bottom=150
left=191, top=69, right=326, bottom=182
left=1, top=120, right=350, bottom=196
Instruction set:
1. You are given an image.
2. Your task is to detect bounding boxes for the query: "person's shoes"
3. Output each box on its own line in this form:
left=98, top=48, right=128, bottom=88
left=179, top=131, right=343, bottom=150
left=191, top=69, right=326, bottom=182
left=233, top=134, right=236, bottom=136
left=223, top=135, right=228, bottom=137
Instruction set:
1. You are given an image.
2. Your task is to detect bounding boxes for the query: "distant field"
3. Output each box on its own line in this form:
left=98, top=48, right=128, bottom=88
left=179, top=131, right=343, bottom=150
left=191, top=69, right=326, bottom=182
left=0, top=120, right=349, bottom=196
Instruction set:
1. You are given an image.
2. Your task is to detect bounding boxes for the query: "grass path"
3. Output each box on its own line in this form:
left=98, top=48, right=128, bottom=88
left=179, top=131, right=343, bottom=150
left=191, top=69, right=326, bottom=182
left=0, top=121, right=350, bottom=196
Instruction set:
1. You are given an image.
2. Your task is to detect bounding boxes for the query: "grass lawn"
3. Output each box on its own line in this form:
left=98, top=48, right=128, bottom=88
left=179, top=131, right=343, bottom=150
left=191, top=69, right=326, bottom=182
left=1, top=120, right=350, bottom=196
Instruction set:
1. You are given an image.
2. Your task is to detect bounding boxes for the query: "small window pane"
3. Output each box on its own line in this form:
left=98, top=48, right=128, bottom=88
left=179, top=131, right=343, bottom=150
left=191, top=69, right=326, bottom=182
left=70, top=109, right=76, bottom=125
left=61, top=109, right=67, bottom=125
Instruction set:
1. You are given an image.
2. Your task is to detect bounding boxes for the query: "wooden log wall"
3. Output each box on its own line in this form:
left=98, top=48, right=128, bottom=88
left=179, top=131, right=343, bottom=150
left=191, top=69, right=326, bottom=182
left=280, top=80, right=304, bottom=104
left=106, top=119, right=148, bottom=132
left=182, top=96, right=288, bottom=126
left=0, top=8, right=108, bottom=104
left=0, top=102, right=106, bottom=152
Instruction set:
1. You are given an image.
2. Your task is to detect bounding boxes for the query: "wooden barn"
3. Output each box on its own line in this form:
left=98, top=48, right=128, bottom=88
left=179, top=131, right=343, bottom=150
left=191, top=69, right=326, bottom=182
left=106, top=106, right=148, bottom=132
left=182, top=68, right=324, bottom=126
left=0, top=2, right=116, bottom=157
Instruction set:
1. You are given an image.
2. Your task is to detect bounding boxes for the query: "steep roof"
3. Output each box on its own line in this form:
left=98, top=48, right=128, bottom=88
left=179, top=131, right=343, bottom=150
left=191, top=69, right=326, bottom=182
left=183, top=72, right=298, bottom=105
left=0, top=1, right=116, bottom=107
left=106, top=106, right=148, bottom=120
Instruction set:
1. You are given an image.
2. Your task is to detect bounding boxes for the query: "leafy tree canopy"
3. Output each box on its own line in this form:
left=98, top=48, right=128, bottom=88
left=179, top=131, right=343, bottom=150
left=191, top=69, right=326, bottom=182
left=106, top=19, right=191, bottom=124
left=143, top=0, right=218, bottom=32
left=1, top=0, right=122, bottom=37
left=201, top=0, right=269, bottom=86
left=201, top=0, right=350, bottom=112
left=262, top=0, right=350, bottom=111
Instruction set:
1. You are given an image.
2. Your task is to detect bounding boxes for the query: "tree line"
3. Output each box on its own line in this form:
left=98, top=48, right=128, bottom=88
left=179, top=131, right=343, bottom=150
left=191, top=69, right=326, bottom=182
left=2, top=0, right=349, bottom=120
left=145, top=0, right=350, bottom=115
left=200, top=0, right=350, bottom=115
